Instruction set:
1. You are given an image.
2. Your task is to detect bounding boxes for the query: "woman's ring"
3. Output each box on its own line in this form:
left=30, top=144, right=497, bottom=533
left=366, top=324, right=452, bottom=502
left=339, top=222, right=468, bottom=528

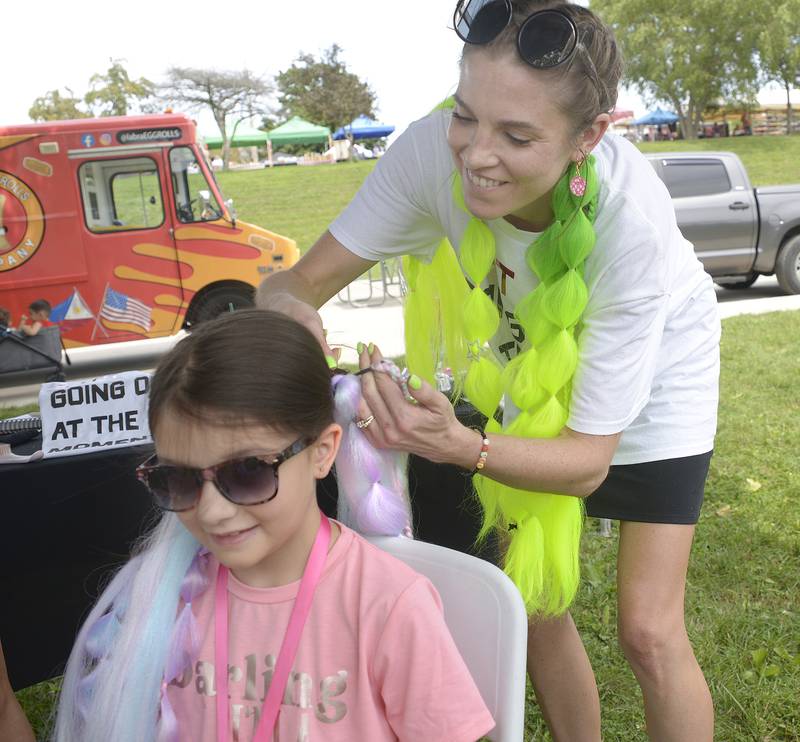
left=356, top=415, right=375, bottom=429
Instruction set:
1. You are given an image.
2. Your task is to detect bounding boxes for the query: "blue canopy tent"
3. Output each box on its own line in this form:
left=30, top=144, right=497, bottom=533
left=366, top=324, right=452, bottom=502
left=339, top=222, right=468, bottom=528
left=632, top=107, right=679, bottom=126
left=333, top=115, right=395, bottom=140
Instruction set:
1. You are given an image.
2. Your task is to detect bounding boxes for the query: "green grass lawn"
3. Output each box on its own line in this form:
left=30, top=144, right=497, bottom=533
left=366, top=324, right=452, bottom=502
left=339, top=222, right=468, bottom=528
left=7, top=310, right=799, bottom=740
left=638, top=134, right=800, bottom=188
left=216, top=160, right=377, bottom=253
left=537, top=309, right=800, bottom=742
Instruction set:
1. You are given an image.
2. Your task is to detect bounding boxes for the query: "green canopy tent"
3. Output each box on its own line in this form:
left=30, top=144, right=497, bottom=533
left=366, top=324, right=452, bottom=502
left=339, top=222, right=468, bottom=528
left=266, top=116, right=331, bottom=145
left=264, top=116, right=332, bottom=166
left=203, top=124, right=269, bottom=149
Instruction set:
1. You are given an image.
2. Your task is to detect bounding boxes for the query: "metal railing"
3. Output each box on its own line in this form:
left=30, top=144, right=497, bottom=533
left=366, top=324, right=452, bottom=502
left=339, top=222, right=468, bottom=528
left=336, top=258, right=405, bottom=307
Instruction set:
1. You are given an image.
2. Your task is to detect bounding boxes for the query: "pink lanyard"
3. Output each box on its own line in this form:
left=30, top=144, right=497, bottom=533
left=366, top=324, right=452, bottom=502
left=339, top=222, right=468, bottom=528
left=214, top=512, right=332, bottom=742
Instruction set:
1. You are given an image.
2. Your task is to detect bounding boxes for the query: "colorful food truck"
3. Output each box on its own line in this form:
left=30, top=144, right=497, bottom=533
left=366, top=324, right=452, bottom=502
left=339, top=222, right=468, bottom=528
left=0, top=113, right=297, bottom=348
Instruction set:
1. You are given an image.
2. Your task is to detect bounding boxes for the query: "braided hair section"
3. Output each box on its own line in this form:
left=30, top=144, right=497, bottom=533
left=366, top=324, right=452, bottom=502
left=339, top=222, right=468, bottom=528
left=53, top=517, right=203, bottom=742
left=401, top=124, right=600, bottom=614
left=331, top=373, right=412, bottom=537
left=474, top=157, right=599, bottom=615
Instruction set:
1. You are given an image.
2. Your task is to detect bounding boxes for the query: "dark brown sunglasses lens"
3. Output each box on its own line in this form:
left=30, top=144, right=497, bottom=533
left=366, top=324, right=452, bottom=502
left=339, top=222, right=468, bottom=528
left=456, top=0, right=509, bottom=44
left=519, top=11, right=577, bottom=68
left=218, top=458, right=277, bottom=504
left=147, top=468, right=199, bottom=510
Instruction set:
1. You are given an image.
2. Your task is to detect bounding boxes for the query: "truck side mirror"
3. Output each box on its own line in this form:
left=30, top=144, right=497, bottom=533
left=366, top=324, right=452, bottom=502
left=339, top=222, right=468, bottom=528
left=224, top=198, right=237, bottom=228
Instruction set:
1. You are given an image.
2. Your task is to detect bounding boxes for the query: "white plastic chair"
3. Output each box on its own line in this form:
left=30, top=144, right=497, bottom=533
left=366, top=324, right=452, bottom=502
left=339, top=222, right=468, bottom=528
left=367, top=536, right=528, bottom=742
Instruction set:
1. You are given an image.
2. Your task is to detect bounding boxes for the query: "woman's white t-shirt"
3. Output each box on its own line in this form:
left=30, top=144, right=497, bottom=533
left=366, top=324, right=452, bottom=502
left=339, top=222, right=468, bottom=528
left=330, top=110, right=720, bottom=466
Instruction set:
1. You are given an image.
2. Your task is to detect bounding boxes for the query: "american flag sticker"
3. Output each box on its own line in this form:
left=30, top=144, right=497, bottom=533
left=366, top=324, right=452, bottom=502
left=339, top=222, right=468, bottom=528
left=100, top=287, right=152, bottom=330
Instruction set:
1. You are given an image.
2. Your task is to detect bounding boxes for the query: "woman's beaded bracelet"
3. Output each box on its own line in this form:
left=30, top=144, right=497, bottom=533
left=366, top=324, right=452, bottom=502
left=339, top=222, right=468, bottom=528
left=469, top=426, right=490, bottom=475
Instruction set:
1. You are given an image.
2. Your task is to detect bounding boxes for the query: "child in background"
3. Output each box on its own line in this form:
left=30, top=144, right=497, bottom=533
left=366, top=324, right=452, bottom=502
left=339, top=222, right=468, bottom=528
left=18, top=299, right=53, bottom=336
left=0, top=306, right=10, bottom=331
left=53, top=309, right=494, bottom=742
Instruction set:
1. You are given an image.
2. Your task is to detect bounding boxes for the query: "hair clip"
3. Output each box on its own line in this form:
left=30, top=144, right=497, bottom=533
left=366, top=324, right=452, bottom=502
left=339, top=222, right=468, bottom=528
left=352, top=360, right=416, bottom=402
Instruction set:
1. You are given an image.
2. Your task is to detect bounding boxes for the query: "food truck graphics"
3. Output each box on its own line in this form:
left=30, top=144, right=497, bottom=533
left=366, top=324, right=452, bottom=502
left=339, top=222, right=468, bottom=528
left=0, top=114, right=298, bottom=347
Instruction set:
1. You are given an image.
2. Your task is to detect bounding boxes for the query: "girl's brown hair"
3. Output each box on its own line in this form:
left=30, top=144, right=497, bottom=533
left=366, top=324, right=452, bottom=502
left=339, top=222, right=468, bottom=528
left=462, top=0, right=624, bottom=133
left=148, top=309, right=334, bottom=438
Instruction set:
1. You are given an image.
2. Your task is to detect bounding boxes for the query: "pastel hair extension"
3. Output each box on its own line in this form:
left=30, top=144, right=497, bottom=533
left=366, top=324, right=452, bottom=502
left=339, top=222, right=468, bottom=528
left=58, top=555, right=138, bottom=733
left=331, top=373, right=412, bottom=537
left=402, top=100, right=600, bottom=615
left=156, top=549, right=211, bottom=742
left=53, top=515, right=202, bottom=742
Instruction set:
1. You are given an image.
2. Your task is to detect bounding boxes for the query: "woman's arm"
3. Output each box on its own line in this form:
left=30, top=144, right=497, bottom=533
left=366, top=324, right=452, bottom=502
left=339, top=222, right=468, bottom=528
left=358, top=345, right=619, bottom=497
left=256, top=230, right=376, bottom=354
left=257, top=114, right=447, bottom=352
left=445, top=421, right=619, bottom=497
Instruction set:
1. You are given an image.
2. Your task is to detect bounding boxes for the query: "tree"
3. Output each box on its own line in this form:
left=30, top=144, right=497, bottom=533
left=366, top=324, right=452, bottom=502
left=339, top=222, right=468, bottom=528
left=757, top=0, right=800, bottom=134
left=275, top=44, right=376, bottom=133
left=29, top=88, right=90, bottom=121
left=160, top=68, right=273, bottom=169
left=84, top=59, right=155, bottom=117
left=593, top=0, right=761, bottom=139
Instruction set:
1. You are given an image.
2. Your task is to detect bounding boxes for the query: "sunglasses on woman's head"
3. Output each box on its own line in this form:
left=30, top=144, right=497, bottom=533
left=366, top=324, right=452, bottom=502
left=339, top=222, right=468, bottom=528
left=136, top=437, right=313, bottom=512
left=454, top=0, right=578, bottom=69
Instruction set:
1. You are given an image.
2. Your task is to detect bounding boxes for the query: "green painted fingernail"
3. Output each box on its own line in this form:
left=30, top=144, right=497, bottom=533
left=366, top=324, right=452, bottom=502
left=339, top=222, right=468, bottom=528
left=368, top=342, right=374, bottom=354
left=409, top=374, right=422, bottom=390
left=357, top=341, right=365, bottom=354
left=326, top=355, right=337, bottom=369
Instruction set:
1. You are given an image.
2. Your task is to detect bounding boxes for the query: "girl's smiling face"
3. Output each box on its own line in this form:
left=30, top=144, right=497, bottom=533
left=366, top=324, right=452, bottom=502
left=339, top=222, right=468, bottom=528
left=447, top=49, right=606, bottom=231
left=155, top=413, right=340, bottom=588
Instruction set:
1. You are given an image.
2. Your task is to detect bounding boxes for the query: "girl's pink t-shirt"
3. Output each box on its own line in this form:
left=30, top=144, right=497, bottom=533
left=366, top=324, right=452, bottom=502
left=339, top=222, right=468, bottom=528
left=167, top=524, right=494, bottom=742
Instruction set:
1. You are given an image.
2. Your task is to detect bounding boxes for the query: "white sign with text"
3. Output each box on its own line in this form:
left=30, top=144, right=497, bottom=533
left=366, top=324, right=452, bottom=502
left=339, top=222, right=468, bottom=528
left=39, top=371, right=152, bottom=458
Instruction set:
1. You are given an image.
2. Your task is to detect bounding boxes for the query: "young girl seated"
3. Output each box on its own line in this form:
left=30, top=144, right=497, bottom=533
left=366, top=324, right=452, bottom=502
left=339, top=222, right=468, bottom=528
left=54, top=309, right=494, bottom=742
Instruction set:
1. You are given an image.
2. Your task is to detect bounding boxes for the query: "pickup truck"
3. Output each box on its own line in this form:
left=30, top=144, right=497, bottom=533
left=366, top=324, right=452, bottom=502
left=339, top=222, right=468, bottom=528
left=645, top=152, right=800, bottom=294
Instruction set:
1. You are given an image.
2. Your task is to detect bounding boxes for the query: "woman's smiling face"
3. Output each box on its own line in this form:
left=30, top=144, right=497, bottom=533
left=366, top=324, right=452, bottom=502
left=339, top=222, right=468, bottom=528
left=447, top=48, right=584, bottom=231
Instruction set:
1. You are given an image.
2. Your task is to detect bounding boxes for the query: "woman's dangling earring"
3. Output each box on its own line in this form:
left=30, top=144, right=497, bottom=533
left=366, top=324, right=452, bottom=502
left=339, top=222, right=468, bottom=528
left=569, top=154, right=587, bottom=198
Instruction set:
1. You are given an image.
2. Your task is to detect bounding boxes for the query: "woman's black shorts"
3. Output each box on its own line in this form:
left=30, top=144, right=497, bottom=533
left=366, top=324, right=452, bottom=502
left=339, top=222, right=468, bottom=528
left=584, top=450, right=713, bottom=525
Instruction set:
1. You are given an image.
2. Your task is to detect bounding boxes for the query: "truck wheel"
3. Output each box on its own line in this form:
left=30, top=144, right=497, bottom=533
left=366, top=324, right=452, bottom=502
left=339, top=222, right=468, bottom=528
left=715, top=273, right=758, bottom=290
left=187, top=285, right=254, bottom=326
left=775, top=235, right=800, bottom=295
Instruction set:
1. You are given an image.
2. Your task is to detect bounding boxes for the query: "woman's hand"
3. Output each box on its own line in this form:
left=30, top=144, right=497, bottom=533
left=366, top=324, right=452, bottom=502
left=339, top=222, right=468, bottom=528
left=260, top=292, right=339, bottom=365
left=356, top=343, right=480, bottom=468
left=256, top=230, right=378, bottom=366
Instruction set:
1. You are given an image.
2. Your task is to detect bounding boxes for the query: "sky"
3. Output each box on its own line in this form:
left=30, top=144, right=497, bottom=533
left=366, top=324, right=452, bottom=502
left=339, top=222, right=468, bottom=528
left=1, top=0, right=645, bottom=140
left=3, top=0, right=796, bottom=141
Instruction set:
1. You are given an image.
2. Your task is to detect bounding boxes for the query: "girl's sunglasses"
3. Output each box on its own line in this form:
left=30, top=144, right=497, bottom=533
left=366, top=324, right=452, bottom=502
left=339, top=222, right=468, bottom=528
left=135, top=437, right=313, bottom=512
left=454, top=0, right=578, bottom=69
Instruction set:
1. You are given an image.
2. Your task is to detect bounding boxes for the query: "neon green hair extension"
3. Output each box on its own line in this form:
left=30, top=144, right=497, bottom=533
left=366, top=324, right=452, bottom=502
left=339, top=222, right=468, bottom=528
left=402, top=101, right=601, bottom=615
left=402, top=239, right=470, bottom=396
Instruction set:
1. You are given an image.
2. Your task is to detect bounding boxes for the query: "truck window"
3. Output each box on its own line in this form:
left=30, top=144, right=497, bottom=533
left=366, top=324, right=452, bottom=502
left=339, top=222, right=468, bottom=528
left=660, top=159, right=731, bottom=198
left=78, top=157, right=164, bottom=232
left=169, top=147, right=222, bottom=223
